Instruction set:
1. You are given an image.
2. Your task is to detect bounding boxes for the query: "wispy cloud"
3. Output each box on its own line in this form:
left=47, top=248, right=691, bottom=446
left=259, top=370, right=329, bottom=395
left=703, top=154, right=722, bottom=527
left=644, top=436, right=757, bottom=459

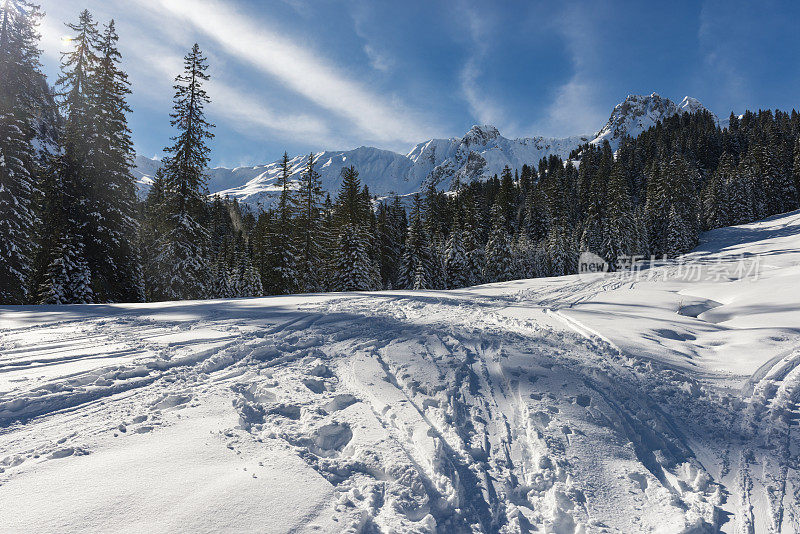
left=38, top=0, right=351, bottom=150
left=533, top=3, right=607, bottom=137
left=696, top=0, right=750, bottom=110
left=363, top=43, right=393, bottom=73
left=457, top=5, right=511, bottom=130
left=134, top=0, right=442, bottom=147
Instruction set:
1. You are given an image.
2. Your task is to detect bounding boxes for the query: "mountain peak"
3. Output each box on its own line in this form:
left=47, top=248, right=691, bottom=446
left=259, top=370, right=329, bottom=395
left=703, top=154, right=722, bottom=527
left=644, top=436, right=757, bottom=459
left=462, top=124, right=501, bottom=145
left=592, top=93, right=713, bottom=149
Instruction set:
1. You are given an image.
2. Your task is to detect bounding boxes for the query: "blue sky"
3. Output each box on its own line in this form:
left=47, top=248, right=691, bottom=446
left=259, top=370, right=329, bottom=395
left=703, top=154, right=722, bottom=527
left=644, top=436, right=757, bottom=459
left=38, top=0, right=800, bottom=168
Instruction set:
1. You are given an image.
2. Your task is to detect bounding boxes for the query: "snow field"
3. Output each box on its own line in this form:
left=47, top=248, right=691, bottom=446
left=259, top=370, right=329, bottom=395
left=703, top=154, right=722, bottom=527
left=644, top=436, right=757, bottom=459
left=2, top=211, right=800, bottom=532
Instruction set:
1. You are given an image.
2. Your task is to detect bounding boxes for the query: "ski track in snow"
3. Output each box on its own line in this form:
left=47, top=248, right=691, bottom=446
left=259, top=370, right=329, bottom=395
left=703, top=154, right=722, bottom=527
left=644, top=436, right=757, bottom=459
left=3, top=213, right=800, bottom=533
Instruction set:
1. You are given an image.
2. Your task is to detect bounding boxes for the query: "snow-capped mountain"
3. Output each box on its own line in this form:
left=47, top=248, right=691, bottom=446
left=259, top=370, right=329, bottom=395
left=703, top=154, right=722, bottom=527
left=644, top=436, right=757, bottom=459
left=591, top=93, right=717, bottom=149
left=134, top=129, right=591, bottom=207
left=134, top=93, right=716, bottom=207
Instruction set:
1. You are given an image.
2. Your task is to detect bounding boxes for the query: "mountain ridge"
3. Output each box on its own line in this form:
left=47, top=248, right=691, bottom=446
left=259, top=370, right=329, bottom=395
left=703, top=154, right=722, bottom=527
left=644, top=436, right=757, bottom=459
left=134, top=92, right=716, bottom=207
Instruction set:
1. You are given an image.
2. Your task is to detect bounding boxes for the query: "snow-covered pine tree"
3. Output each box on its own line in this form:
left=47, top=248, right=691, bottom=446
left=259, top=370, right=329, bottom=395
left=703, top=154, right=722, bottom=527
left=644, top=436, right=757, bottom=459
left=523, top=187, right=548, bottom=244
left=399, top=195, right=435, bottom=290
left=702, top=152, right=735, bottom=230
left=461, top=196, right=485, bottom=286
left=209, top=254, right=233, bottom=299
left=88, top=20, right=142, bottom=302
left=331, top=223, right=380, bottom=291
left=794, top=137, right=800, bottom=201
left=375, top=198, right=406, bottom=289
left=512, top=232, right=537, bottom=279
left=0, top=0, right=43, bottom=303
left=602, top=162, right=635, bottom=267
left=485, top=202, right=514, bottom=282
left=296, top=152, right=324, bottom=292
left=645, top=153, right=699, bottom=257
left=545, top=224, right=576, bottom=277
left=151, top=44, right=214, bottom=301
left=265, top=152, right=299, bottom=294
left=665, top=205, right=692, bottom=257
left=444, top=217, right=468, bottom=289
left=39, top=234, right=94, bottom=305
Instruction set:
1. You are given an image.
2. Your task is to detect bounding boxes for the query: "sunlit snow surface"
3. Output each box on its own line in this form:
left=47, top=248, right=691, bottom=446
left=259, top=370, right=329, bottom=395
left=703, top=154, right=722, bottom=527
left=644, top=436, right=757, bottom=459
left=2, top=212, right=800, bottom=533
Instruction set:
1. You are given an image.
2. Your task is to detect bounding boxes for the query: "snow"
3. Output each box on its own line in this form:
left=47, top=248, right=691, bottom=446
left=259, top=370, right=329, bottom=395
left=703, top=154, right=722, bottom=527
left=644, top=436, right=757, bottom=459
left=592, top=93, right=719, bottom=150
left=4, top=211, right=798, bottom=532
left=133, top=93, right=717, bottom=208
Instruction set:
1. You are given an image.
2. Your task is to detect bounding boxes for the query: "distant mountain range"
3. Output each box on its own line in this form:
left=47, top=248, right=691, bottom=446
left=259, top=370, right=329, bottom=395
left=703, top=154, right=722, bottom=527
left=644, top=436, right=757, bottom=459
left=133, top=93, right=717, bottom=208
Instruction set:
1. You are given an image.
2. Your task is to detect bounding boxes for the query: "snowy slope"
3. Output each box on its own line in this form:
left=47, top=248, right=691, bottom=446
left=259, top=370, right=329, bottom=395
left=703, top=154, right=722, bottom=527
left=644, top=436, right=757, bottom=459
left=3, top=210, right=799, bottom=532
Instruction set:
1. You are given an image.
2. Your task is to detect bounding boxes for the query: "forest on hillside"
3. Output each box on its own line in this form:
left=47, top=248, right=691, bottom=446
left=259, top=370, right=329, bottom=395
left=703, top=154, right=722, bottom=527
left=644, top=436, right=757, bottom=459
left=2, top=5, right=800, bottom=305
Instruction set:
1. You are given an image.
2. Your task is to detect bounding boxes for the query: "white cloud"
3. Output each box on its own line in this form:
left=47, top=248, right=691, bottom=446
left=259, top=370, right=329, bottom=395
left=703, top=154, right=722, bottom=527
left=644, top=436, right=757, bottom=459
left=37, top=0, right=346, bottom=149
left=133, top=0, right=442, bottom=146
left=457, top=5, right=510, bottom=130
left=532, top=3, right=608, bottom=137
left=363, top=44, right=392, bottom=73
left=696, top=0, right=749, bottom=108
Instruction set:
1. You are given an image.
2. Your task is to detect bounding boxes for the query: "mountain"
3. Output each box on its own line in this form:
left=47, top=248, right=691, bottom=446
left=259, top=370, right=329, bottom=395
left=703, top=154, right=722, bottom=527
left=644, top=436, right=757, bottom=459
left=134, top=129, right=591, bottom=208
left=591, top=93, right=717, bottom=150
left=134, top=93, right=715, bottom=208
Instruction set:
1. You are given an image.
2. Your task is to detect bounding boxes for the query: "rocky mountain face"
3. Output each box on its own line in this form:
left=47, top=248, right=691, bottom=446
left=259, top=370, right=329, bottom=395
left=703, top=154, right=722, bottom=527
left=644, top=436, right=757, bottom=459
left=591, top=93, right=716, bottom=149
left=134, top=93, right=716, bottom=207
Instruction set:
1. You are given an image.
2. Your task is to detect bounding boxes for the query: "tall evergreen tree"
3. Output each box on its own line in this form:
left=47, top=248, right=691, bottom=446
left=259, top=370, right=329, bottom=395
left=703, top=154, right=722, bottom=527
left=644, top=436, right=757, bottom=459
left=485, top=203, right=514, bottom=282
left=399, top=195, right=435, bottom=290
left=444, top=215, right=469, bottom=289
left=41, top=9, right=100, bottom=304
left=89, top=19, right=141, bottom=301
left=296, top=152, right=324, bottom=292
left=0, top=0, right=43, bottom=303
left=150, top=43, right=214, bottom=301
left=602, top=163, right=636, bottom=266
left=265, top=152, right=299, bottom=294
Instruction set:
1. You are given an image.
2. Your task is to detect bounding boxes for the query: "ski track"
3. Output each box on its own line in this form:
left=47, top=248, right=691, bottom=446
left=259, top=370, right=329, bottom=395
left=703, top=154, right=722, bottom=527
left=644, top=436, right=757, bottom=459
left=3, top=216, right=800, bottom=532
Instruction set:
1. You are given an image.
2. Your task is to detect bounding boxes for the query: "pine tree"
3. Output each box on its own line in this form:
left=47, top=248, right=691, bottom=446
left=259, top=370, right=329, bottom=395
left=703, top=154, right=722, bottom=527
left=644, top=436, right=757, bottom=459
left=331, top=223, right=380, bottom=291
left=665, top=205, right=692, bottom=257
left=444, top=216, right=469, bottom=289
left=545, top=225, right=576, bottom=277
left=702, top=152, right=735, bottom=230
left=602, top=163, right=635, bottom=267
left=485, top=203, right=514, bottom=282
left=296, top=152, right=324, bottom=292
left=266, top=152, right=299, bottom=294
left=0, top=0, right=43, bottom=303
left=89, top=20, right=141, bottom=301
left=461, top=196, right=485, bottom=286
left=150, top=44, right=214, bottom=301
left=399, top=195, right=435, bottom=290
left=376, top=198, right=406, bottom=289
left=210, top=254, right=233, bottom=299
left=39, top=234, right=94, bottom=305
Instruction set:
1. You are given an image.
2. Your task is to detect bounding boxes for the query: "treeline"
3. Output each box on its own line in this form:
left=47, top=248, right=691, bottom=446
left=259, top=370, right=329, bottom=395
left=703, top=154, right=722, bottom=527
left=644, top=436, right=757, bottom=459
left=3, top=4, right=800, bottom=305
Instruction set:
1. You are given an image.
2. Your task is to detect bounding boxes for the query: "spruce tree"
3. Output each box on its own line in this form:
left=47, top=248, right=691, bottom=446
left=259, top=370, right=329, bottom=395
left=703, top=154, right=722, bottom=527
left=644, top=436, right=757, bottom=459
left=376, top=198, right=406, bottom=289
left=41, top=10, right=100, bottom=304
left=151, top=44, right=214, bottom=301
left=485, top=203, right=514, bottom=282
left=602, top=163, right=635, bottom=267
left=296, top=152, right=324, bottom=292
left=399, top=195, right=435, bottom=290
left=90, top=20, right=141, bottom=301
left=39, top=234, right=94, bottom=305
left=331, top=223, right=380, bottom=291
left=267, top=152, right=299, bottom=294
left=0, top=0, right=43, bottom=303
left=444, top=218, right=469, bottom=289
